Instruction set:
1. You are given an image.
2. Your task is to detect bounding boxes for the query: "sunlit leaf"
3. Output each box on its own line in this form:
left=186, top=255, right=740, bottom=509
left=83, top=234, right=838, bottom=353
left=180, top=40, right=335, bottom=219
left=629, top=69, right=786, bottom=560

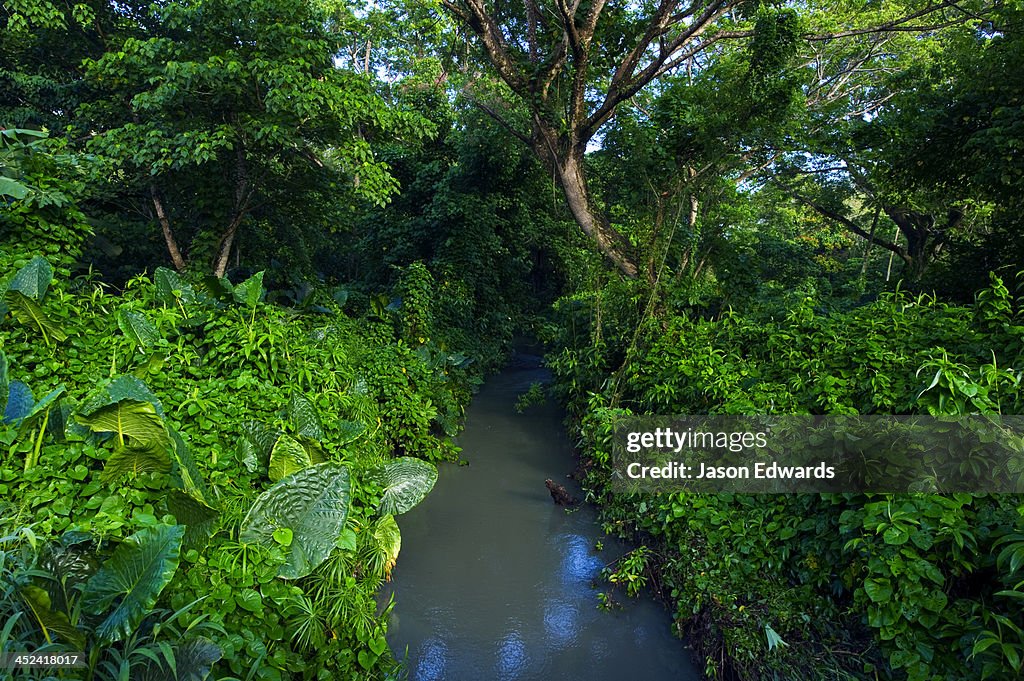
left=79, top=375, right=165, bottom=417
left=367, top=457, right=438, bottom=516
left=240, top=463, right=351, bottom=580
left=233, top=271, right=264, bottom=308
left=168, top=427, right=212, bottom=504
left=19, top=585, right=86, bottom=648
left=4, top=290, right=67, bottom=344
left=7, top=255, right=53, bottom=301
left=76, top=400, right=169, bottom=447
left=268, top=433, right=312, bottom=482
left=102, top=443, right=172, bottom=482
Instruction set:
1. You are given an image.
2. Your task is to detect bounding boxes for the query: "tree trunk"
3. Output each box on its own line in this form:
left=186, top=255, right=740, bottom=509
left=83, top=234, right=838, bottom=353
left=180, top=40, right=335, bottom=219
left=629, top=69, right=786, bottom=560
left=212, top=219, right=241, bottom=278
left=149, top=184, right=186, bottom=271
left=554, top=150, right=639, bottom=278
left=213, top=145, right=251, bottom=278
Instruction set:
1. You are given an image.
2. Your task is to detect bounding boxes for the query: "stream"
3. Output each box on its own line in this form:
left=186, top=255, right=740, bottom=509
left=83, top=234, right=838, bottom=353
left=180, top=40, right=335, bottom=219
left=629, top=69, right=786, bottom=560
left=382, top=352, right=700, bottom=681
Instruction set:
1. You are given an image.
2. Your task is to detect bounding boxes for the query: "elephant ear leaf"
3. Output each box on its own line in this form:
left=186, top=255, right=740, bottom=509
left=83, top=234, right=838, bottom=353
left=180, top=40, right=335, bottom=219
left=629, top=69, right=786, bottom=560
left=239, top=421, right=281, bottom=473
left=117, top=309, right=160, bottom=350
left=77, top=376, right=168, bottom=446
left=19, top=585, right=86, bottom=648
left=81, top=524, right=184, bottom=645
left=79, top=375, right=165, bottom=416
left=154, top=267, right=197, bottom=306
left=239, top=463, right=351, bottom=580
left=202, top=276, right=235, bottom=303
left=42, top=533, right=99, bottom=598
left=168, top=427, right=213, bottom=505
left=3, top=380, right=34, bottom=424
left=368, top=457, right=438, bottom=516
left=295, top=435, right=326, bottom=465
left=289, top=393, right=324, bottom=441
left=0, top=176, right=29, bottom=199
left=7, top=255, right=53, bottom=301
left=15, top=385, right=65, bottom=438
left=361, top=514, right=401, bottom=581
left=4, top=291, right=67, bottom=345
left=165, top=490, right=219, bottom=553
left=76, top=400, right=169, bottom=447
left=335, top=420, right=366, bottom=447
left=102, top=443, right=172, bottom=483
left=170, top=637, right=222, bottom=681
left=268, top=434, right=312, bottom=482
left=233, top=271, right=264, bottom=308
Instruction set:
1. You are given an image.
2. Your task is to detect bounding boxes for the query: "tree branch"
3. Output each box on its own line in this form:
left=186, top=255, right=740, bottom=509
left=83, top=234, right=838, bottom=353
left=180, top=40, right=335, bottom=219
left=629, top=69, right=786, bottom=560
left=470, top=98, right=531, bottom=146
left=792, top=192, right=911, bottom=264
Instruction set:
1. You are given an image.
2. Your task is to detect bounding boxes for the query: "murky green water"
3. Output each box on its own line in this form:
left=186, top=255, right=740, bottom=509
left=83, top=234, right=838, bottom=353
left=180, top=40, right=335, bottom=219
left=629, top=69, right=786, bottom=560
left=382, top=354, right=699, bottom=680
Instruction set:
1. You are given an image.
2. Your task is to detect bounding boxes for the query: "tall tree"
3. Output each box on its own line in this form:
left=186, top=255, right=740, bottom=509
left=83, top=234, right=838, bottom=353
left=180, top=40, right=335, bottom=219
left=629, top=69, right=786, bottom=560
left=77, top=0, right=429, bottom=276
left=438, top=0, right=994, bottom=277
left=0, top=0, right=158, bottom=129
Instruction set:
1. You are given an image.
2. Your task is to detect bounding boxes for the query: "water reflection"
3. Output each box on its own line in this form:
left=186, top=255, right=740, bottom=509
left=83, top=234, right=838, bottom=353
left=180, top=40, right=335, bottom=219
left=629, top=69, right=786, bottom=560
left=496, top=630, right=528, bottom=680
left=559, top=533, right=603, bottom=585
left=412, top=637, right=447, bottom=681
left=543, top=600, right=579, bottom=648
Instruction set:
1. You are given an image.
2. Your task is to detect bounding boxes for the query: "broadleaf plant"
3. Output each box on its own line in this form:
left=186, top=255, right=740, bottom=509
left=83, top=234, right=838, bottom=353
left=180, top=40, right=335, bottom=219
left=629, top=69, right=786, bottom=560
left=239, top=463, right=351, bottom=580
left=80, top=524, right=185, bottom=645
left=367, top=457, right=438, bottom=516
left=117, top=308, right=160, bottom=350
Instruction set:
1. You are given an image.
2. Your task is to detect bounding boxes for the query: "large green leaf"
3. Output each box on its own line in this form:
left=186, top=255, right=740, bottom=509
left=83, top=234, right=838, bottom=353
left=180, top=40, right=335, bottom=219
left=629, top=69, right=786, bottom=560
left=19, top=585, right=86, bottom=648
left=81, top=524, right=184, bottom=645
left=170, top=637, right=222, bottom=681
left=7, top=255, right=53, bottom=301
left=240, top=463, right=351, bottom=580
left=239, top=421, right=281, bottom=473
left=296, top=435, right=327, bottom=465
left=117, top=309, right=160, bottom=350
left=168, top=427, right=212, bottom=505
left=289, top=393, right=324, bottom=441
left=154, top=267, right=197, bottom=306
left=0, top=175, right=29, bottom=199
left=368, top=457, right=438, bottom=516
left=45, top=402, right=71, bottom=443
left=137, top=636, right=222, bottom=681
left=360, top=514, right=401, bottom=581
left=202, top=275, right=235, bottom=303
left=268, top=433, right=312, bottom=482
left=76, top=400, right=169, bottom=447
left=79, top=375, right=165, bottom=417
left=165, top=490, right=219, bottom=552
left=102, top=443, right=172, bottom=483
left=335, top=420, right=366, bottom=446
left=14, top=385, right=65, bottom=437
left=4, top=290, right=67, bottom=344
left=41, top=533, right=100, bottom=609
left=233, top=271, right=264, bottom=308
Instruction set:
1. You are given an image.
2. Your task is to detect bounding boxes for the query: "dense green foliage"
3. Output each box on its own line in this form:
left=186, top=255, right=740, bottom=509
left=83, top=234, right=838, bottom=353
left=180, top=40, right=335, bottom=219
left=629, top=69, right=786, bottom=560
left=4, top=0, right=1024, bottom=679
left=545, top=277, right=1024, bottom=679
left=0, top=252, right=475, bottom=679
